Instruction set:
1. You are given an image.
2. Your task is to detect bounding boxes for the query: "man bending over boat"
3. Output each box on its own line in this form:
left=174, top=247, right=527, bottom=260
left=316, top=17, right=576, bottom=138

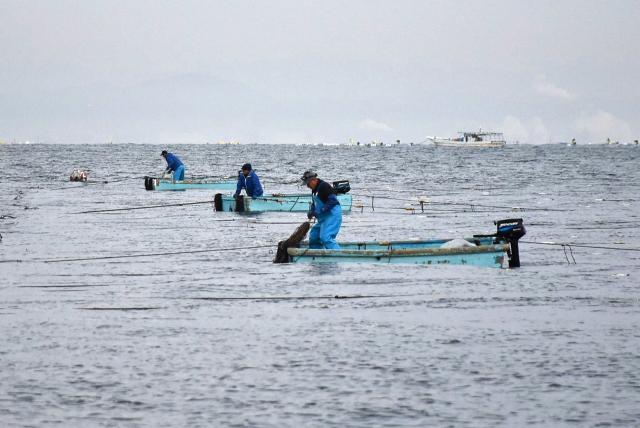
left=234, top=163, right=264, bottom=198
left=161, top=150, right=185, bottom=181
left=302, top=170, right=342, bottom=250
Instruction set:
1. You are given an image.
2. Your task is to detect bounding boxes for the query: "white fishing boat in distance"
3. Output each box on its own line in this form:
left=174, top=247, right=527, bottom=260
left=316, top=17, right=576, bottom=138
left=428, top=129, right=506, bottom=147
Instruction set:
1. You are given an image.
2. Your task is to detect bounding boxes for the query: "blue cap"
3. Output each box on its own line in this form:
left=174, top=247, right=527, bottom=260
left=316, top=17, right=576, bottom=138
left=241, top=163, right=252, bottom=171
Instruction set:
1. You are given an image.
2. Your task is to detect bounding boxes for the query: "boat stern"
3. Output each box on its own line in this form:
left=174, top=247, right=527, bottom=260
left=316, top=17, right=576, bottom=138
left=144, top=176, right=157, bottom=190
left=495, top=218, right=526, bottom=268
left=474, top=218, right=526, bottom=267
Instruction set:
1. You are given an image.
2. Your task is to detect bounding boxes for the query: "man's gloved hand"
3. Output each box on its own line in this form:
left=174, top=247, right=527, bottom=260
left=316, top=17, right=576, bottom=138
left=307, top=210, right=315, bottom=220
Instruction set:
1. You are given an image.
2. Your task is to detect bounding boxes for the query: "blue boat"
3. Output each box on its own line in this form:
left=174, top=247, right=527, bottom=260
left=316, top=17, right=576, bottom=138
left=277, top=219, right=526, bottom=268
left=214, top=193, right=353, bottom=213
left=144, top=176, right=236, bottom=191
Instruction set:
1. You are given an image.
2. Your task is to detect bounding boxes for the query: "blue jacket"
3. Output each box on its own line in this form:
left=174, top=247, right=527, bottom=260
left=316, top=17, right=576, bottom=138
left=164, top=153, right=184, bottom=172
left=235, top=170, right=263, bottom=197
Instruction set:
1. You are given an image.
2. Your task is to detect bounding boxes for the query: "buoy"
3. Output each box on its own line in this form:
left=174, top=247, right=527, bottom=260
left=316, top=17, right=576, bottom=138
left=70, top=169, right=89, bottom=182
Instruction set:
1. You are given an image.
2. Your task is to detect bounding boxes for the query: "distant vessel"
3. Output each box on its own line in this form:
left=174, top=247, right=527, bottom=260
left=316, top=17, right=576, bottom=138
left=428, top=129, right=506, bottom=147
left=568, top=138, right=577, bottom=146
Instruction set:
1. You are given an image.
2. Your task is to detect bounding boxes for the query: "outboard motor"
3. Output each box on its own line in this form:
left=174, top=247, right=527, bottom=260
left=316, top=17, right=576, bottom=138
left=214, top=193, right=245, bottom=212
left=213, top=193, right=223, bottom=211
left=495, top=218, right=526, bottom=268
left=144, top=176, right=155, bottom=191
left=333, top=180, right=351, bottom=194
left=234, top=194, right=246, bottom=212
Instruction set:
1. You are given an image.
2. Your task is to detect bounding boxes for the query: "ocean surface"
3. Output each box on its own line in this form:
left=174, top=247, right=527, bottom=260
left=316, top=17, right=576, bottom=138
left=1, top=143, right=639, bottom=427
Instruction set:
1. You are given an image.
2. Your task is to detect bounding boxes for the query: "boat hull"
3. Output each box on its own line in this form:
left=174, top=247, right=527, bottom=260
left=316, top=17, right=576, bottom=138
left=287, top=239, right=509, bottom=268
left=430, top=138, right=506, bottom=148
left=144, top=177, right=236, bottom=191
left=215, top=193, right=353, bottom=213
left=278, top=218, right=525, bottom=268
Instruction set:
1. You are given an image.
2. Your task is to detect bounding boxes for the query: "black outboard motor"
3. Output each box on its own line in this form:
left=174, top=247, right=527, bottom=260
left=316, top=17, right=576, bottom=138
left=144, top=176, right=155, bottom=191
left=333, top=180, right=351, bottom=194
left=234, top=194, right=246, bottom=212
left=214, top=193, right=223, bottom=211
left=495, top=218, right=526, bottom=268
left=214, top=193, right=246, bottom=212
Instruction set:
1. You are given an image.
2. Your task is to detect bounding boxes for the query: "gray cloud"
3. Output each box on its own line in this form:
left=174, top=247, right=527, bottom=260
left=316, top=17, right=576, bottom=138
left=1, top=0, right=639, bottom=144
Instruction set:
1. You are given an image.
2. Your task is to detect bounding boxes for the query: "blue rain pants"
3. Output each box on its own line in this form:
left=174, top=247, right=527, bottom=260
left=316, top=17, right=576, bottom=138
left=173, top=165, right=185, bottom=181
left=309, top=194, right=342, bottom=249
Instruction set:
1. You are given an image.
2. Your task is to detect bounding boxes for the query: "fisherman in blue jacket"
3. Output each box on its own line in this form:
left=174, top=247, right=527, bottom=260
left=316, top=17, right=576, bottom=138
left=161, top=150, right=185, bottom=181
left=234, top=163, right=264, bottom=198
left=302, top=170, right=342, bottom=250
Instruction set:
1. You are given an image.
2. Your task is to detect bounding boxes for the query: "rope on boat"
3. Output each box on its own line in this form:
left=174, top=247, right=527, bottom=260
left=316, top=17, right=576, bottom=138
left=0, top=244, right=274, bottom=264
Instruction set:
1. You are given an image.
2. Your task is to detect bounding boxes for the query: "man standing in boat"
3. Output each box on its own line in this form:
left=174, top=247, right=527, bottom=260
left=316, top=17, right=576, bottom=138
left=234, top=163, right=264, bottom=198
left=161, top=150, right=185, bottom=181
left=302, top=170, right=342, bottom=250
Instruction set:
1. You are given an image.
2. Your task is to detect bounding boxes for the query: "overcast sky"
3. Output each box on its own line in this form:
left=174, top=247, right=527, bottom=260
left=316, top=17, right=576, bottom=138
left=1, top=0, right=638, bottom=144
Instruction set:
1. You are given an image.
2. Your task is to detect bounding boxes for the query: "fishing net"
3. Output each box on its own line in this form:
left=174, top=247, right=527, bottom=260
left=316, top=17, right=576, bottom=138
left=274, top=221, right=310, bottom=263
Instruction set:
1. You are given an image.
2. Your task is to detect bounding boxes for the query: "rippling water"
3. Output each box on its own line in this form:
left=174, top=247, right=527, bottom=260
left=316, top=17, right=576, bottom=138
left=1, top=143, right=639, bottom=426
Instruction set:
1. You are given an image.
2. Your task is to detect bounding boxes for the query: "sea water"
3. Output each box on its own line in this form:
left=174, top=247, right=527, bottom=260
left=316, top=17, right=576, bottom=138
left=1, top=143, right=639, bottom=426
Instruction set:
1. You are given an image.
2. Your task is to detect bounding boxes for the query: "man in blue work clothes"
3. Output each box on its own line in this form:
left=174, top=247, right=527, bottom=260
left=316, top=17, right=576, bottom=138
left=302, top=170, right=342, bottom=249
left=234, top=163, right=263, bottom=198
left=161, top=150, right=185, bottom=181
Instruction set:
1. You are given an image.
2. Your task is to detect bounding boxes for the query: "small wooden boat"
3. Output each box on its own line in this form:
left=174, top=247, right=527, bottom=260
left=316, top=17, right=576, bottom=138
left=214, top=192, right=353, bottom=213
left=144, top=176, right=236, bottom=191
left=277, top=219, right=526, bottom=268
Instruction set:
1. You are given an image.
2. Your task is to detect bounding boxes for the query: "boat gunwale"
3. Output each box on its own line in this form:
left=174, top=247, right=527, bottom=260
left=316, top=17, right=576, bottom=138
left=217, top=193, right=353, bottom=200
left=295, top=237, right=496, bottom=246
left=431, top=141, right=506, bottom=148
left=215, top=193, right=353, bottom=211
left=287, top=243, right=509, bottom=258
left=155, top=179, right=235, bottom=185
left=151, top=178, right=236, bottom=190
